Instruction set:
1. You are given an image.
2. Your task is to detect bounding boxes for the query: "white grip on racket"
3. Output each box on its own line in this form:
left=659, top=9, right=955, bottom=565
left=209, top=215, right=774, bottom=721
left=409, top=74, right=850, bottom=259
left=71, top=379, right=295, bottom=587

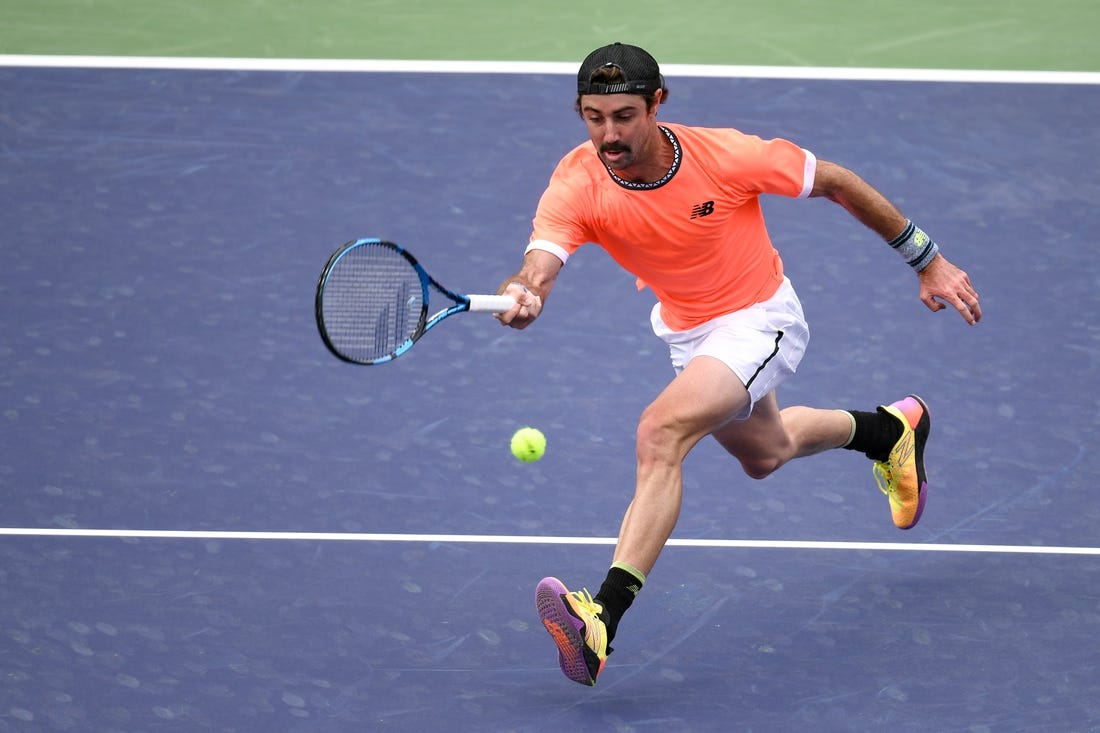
left=467, top=294, right=519, bottom=313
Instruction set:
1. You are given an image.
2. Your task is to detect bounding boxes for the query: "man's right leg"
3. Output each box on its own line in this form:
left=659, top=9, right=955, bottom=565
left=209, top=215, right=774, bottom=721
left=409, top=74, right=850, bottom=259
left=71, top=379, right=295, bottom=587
left=536, top=356, right=750, bottom=685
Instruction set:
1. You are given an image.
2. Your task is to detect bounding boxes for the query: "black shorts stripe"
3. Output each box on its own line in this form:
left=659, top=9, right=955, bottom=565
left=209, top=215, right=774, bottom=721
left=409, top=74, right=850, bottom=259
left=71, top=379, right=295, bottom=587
left=744, top=330, right=784, bottom=389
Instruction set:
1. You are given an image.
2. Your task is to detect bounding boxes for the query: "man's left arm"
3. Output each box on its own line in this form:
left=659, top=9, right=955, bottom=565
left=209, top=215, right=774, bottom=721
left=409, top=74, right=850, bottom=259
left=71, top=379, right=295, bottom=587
left=810, top=159, right=982, bottom=325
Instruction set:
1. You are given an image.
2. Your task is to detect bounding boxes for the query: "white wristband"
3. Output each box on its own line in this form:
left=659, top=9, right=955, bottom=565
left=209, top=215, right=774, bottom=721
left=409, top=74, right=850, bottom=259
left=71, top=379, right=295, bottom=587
left=889, top=220, right=939, bottom=272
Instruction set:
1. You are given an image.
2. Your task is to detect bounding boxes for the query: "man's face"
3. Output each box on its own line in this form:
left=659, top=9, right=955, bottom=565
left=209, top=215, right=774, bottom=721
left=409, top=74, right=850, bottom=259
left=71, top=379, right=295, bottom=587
left=579, top=93, right=657, bottom=171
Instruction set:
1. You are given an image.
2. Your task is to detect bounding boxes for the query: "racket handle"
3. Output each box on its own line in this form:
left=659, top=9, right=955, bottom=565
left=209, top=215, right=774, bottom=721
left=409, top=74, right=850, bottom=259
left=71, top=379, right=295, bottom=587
left=467, top=294, right=518, bottom=313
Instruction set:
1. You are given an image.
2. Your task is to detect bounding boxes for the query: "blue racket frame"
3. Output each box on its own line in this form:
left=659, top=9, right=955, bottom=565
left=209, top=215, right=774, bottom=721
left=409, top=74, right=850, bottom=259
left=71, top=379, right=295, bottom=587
left=315, top=238, right=514, bottom=365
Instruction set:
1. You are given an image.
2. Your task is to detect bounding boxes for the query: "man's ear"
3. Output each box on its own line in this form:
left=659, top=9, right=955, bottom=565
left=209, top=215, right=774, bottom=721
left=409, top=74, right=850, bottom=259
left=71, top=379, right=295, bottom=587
left=649, top=89, right=665, bottom=113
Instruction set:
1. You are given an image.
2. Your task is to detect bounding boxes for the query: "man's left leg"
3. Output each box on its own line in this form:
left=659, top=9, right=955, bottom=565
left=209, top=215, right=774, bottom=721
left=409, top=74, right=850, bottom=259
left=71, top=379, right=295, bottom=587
left=714, top=393, right=932, bottom=529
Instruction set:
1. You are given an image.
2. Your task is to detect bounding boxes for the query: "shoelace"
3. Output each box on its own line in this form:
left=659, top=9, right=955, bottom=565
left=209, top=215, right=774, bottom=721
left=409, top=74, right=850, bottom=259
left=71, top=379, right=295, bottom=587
left=567, top=588, right=602, bottom=618
left=567, top=588, right=609, bottom=657
left=872, top=461, right=896, bottom=498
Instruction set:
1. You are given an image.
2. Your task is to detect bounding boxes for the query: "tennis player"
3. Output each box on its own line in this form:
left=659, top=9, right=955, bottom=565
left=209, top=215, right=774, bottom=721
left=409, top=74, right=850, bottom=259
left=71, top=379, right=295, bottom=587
left=496, top=43, right=981, bottom=686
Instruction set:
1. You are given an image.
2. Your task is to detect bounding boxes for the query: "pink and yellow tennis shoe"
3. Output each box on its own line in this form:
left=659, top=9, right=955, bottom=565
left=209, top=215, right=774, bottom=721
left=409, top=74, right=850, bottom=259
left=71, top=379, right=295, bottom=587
left=873, top=394, right=930, bottom=530
left=535, top=577, right=610, bottom=686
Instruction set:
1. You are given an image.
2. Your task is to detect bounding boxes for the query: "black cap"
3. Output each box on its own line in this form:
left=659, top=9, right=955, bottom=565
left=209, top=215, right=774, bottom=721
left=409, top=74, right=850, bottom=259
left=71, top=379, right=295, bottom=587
left=577, top=42, right=665, bottom=96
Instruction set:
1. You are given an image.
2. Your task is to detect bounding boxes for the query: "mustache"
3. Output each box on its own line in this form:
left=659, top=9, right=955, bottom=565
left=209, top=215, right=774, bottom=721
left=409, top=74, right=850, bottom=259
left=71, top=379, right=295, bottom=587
left=600, top=143, right=630, bottom=154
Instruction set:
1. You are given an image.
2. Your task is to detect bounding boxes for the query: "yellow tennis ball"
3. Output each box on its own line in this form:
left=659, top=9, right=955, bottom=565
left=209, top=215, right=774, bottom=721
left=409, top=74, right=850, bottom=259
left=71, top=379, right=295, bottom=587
left=510, top=427, right=546, bottom=463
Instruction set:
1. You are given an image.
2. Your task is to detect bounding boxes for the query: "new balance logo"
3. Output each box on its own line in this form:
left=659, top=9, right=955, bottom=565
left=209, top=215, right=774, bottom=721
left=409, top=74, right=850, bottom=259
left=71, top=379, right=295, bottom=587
left=894, top=431, right=915, bottom=466
left=690, top=200, right=715, bottom=219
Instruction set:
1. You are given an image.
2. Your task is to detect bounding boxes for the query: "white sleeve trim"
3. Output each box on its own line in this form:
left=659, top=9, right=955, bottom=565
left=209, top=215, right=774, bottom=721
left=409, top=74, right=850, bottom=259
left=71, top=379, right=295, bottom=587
left=798, top=149, right=817, bottom=199
left=525, top=239, right=571, bottom=264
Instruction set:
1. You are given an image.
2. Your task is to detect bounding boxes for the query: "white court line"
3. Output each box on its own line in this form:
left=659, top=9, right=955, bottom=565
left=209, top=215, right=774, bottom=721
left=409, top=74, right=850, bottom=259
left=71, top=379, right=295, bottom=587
left=1, top=527, right=1098, bottom=555
left=1, top=54, right=1098, bottom=84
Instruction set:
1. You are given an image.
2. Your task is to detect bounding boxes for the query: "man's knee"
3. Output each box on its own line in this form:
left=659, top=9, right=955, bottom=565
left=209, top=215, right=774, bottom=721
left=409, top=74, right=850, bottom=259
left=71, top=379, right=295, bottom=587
left=636, top=404, right=694, bottom=465
left=740, top=456, right=783, bottom=480
left=636, top=406, right=671, bottom=456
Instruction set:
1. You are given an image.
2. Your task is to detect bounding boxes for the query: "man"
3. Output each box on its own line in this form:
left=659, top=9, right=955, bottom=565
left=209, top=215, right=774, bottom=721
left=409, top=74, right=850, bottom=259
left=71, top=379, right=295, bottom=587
left=495, top=42, right=981, bottom=687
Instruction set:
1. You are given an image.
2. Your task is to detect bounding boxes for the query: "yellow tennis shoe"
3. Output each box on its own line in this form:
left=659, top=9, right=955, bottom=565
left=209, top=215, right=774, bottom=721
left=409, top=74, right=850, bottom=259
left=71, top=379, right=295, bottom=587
left=872, top=394, right=931, bottom=530
left=535, top=577, right=610, bottom=686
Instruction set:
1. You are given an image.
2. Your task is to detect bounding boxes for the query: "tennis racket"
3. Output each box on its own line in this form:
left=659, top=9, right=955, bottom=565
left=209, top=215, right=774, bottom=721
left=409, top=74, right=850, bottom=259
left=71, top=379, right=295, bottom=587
left=315, top=238, right=516, bottom=365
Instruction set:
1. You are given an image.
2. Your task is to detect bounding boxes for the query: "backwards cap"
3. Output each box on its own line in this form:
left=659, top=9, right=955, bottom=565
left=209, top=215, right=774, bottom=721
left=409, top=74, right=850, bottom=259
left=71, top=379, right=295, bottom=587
left=577, top=42, right=665, bottom=96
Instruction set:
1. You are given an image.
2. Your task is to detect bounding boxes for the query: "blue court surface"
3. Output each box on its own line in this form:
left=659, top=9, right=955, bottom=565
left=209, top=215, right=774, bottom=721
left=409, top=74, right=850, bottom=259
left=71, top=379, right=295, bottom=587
left=2, top=65, right=1100, bottom=731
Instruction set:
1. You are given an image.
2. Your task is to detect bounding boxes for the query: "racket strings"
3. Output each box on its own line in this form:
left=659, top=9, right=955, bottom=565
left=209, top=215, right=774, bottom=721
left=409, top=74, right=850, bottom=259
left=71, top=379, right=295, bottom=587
left=320, top=245, right=425, bottom=362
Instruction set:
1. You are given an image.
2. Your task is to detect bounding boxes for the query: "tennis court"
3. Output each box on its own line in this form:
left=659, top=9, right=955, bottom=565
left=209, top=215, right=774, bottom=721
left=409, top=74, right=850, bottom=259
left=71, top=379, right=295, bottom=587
left=2, top=5, right=1099, bottom=731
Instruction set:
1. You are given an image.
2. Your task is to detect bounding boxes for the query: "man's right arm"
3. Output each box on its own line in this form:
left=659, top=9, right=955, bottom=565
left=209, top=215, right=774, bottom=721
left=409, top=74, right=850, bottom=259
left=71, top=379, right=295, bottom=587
left=496, top=248, right=564, bottom=329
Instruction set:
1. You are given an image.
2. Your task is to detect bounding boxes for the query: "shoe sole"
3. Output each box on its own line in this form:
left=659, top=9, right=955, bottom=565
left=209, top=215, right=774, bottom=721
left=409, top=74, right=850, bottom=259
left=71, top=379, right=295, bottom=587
left=535, top=577, right=594, bottom=685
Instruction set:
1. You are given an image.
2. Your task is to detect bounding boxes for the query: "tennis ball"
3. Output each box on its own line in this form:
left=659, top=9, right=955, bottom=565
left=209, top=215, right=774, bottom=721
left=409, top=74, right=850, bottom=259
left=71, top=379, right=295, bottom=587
left=510, top=427, right=546, bottom=463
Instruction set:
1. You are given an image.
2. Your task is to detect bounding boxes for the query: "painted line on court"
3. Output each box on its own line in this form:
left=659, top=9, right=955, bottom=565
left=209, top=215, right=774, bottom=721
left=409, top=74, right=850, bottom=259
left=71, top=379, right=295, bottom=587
left=1, top=55, right=1098, bottom=84
left=1, top=527, right=1098, bottom=555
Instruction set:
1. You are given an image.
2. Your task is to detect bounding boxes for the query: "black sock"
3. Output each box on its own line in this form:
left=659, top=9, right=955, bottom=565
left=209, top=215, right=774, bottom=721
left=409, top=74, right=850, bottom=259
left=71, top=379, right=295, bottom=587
left=843, top=408, right=903, bottom=462
left=593, top=564, right=645, bottom=644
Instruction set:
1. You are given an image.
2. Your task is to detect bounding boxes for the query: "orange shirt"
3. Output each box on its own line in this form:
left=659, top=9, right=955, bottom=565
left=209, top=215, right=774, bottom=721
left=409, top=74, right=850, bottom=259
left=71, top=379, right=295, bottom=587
left=529, top=122, right=815, bottom=330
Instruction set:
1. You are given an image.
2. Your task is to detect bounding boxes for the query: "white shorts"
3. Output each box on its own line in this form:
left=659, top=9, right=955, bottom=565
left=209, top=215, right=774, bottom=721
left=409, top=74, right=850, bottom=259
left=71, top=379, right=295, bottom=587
left=650, top=277, right=810, bottom=419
